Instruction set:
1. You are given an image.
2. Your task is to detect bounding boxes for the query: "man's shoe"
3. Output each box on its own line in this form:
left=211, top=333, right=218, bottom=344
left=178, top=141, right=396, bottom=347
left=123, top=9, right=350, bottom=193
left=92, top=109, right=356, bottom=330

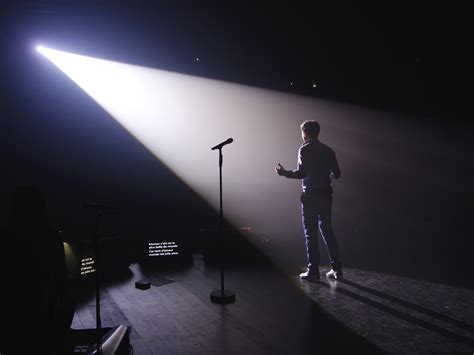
left=326, top=268, right=343, bottom=280
left=299, top=270, right=320, bottom=282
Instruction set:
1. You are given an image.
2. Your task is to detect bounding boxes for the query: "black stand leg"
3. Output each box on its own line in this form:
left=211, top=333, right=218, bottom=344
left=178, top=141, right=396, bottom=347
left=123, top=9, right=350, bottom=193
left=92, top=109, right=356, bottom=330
left=84, top=202, right=121, bottom=354
left=210, top=147, right=236, bottom=304
left=92, top=207, right=104, bottom=355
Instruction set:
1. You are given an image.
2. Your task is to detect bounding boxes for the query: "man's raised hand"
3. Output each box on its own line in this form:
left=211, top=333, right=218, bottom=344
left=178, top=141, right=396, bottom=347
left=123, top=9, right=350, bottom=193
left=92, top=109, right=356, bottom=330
left=275, top=163, right=286, bottom=176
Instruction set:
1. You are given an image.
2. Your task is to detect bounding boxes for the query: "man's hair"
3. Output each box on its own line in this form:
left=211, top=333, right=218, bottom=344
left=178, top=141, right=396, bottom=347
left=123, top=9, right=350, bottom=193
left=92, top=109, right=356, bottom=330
left=300, top=120, right=320, bottom=138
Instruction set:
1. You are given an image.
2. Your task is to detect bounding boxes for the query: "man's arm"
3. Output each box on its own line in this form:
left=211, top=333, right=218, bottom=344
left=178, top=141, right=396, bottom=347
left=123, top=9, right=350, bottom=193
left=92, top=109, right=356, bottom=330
left=275, top=148, right=307, bottom=179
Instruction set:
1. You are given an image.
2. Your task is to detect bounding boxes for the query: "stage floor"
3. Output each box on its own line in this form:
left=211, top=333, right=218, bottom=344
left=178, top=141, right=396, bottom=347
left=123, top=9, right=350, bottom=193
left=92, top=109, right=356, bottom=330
left=70, top=255, right=473, bottom=354
left=295, top=268, right=474, bottom=353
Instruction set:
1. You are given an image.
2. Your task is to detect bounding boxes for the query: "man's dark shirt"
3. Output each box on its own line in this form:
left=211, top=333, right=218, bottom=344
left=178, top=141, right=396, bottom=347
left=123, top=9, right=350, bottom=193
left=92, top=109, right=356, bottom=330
left=282, top=139, right=341, bottom=192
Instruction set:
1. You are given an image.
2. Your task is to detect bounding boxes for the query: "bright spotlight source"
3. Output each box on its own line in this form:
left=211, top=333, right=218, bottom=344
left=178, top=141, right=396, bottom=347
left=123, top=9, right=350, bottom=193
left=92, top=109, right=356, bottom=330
left=36, top=45, right=45, bottom=53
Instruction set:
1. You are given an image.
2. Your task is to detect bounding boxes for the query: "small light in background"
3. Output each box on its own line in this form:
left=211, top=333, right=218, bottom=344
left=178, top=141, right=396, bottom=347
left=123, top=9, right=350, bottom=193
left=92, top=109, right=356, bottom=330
left=196, top=57, right=200, bottom=62
left=312, top=83, right=317, bottom=88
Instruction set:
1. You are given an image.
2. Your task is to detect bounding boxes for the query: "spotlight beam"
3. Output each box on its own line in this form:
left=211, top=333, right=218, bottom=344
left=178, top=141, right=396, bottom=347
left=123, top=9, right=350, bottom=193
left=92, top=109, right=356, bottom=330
left=35, top=45, right=345, bottom=269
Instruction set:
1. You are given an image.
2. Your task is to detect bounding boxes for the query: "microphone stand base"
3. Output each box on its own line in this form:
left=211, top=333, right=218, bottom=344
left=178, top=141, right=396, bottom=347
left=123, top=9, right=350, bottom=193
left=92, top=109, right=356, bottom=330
left=210, top=289, right=236, bottom=304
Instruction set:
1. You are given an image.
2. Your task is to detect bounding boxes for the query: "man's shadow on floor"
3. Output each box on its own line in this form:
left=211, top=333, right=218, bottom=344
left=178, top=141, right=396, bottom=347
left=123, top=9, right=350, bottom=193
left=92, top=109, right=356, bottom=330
left=306, top=277, right=474, bottom=348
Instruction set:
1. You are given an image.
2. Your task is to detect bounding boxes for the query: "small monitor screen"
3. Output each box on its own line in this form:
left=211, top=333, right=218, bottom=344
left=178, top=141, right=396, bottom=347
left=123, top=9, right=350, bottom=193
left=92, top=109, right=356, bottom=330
left=80, top=256, right=96, bottom=275
left=148, top=241, right=180, bottom=257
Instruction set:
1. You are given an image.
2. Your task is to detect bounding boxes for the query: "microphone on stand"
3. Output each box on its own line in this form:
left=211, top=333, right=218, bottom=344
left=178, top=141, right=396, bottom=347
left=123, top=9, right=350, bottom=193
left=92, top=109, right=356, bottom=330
left=209, top=136, right=236, bottom=304
left=211, top=138, right=233, bottom=150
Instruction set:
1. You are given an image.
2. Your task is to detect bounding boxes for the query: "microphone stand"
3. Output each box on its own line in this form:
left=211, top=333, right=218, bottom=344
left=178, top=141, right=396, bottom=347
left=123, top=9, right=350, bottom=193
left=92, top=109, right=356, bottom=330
left=90, top=205, right=105, bottom=355
left=210, top=145, right=236, bottom=304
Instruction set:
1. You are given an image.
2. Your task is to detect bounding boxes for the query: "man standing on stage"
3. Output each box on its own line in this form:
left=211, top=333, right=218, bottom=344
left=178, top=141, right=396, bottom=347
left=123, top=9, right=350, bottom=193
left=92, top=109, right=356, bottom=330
left=275, top=120, right=343, bottom=282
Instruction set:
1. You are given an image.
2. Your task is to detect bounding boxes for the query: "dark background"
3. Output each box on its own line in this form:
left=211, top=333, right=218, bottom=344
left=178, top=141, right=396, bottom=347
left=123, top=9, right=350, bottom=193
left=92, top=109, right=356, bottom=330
left=1, top=2, right=472, bottom=287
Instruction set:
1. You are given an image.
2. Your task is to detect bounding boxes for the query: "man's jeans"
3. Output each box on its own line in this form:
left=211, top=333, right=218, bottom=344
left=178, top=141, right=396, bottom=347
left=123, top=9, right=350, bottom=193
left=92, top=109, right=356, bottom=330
left=301, top=189, right=342, bottom=273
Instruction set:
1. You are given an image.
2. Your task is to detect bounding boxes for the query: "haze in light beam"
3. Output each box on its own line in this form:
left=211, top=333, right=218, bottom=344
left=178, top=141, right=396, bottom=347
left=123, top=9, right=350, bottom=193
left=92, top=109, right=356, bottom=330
left=38, top=45, right=373, bottom=268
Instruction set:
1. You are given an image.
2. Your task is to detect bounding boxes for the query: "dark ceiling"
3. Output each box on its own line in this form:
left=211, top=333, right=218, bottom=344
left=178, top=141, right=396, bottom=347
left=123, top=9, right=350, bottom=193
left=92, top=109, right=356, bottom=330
left=1, top=1, right=471, bottom=120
